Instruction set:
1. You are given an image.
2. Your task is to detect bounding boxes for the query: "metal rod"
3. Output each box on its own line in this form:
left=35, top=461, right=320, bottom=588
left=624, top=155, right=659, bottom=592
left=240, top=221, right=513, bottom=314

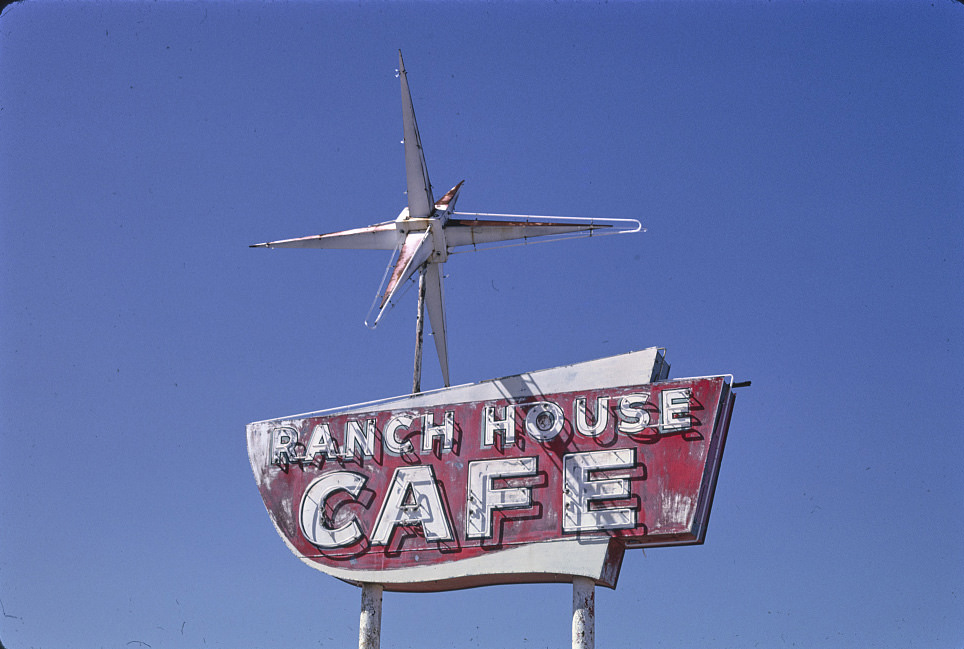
left=412, top=267, right=426, bottom=394
left=572, top=577, right=595, bottom=649
left=358, top=583, right=383, bottom=649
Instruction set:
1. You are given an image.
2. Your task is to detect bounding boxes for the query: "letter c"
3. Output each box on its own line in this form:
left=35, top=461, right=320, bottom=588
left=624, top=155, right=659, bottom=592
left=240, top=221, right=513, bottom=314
left=299, top=472, right=367, bottom=548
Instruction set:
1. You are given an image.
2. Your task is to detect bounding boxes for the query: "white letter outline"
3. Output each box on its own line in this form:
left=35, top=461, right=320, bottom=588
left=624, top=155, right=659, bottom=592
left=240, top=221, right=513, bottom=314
left=465, top=457, right=538, bottom=539
left=562, top=448, right=636, bottom=532
left=299, top=471, right=367, bottom=548
left=370, top=465, right=454, bottom=545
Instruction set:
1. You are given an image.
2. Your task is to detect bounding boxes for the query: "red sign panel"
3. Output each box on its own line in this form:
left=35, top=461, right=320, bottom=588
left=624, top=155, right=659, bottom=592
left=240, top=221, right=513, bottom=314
left=248, top=353, right=734, bottom=591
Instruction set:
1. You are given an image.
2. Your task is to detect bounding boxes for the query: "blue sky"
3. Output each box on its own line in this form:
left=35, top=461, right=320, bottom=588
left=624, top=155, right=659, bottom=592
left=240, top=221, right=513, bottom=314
left=1, top=2, right=962, bottom=648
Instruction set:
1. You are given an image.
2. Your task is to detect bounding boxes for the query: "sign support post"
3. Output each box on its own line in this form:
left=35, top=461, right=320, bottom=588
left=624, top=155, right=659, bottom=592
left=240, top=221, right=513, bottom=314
left=411, top=267, right=426, bottom=395
left=359, top=583, right=383, bottom=649
left=249, top=351, right=736, bottom=648
left=572, top=577, right=595, bottom=649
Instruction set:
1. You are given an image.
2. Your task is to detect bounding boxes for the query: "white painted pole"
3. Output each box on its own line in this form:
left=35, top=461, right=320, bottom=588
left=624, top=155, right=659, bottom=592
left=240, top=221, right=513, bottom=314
left=572, top=577, right=595, bottom=649
left=359, top=583, right=383, bottom=649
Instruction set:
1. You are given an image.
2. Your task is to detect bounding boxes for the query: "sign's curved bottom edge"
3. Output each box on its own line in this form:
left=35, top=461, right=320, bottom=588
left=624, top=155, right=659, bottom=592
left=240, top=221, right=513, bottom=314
left=299, top=537, right=626, bottom=593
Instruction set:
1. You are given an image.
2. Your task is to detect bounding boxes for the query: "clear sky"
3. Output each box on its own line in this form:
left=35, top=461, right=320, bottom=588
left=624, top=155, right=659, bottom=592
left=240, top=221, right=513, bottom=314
left=1, top=1, right=962, bottom=648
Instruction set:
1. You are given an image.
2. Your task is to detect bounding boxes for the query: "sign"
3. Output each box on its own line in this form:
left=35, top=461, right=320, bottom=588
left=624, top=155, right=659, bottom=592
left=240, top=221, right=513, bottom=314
left=247, top=349, right=734, bottom=592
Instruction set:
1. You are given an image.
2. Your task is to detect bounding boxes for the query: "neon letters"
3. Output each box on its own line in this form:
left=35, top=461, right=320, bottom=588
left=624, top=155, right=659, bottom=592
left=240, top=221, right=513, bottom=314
left=269, top=388, right=696, bottom=550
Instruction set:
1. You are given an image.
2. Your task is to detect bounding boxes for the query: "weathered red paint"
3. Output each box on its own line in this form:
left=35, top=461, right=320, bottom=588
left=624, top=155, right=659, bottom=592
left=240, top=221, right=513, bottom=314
left=248, top=374, right=733, bottom=589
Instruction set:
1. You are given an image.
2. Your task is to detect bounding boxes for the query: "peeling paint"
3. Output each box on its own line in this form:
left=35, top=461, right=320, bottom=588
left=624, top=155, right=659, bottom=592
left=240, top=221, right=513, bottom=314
left=246, top=352, right=735, bottom=592
left=659, top=492, right=696, bottom=528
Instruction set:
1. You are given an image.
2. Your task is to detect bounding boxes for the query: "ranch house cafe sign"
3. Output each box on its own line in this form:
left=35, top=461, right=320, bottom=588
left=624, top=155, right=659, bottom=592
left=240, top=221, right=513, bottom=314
left=247, top=348, right=735, bottom=592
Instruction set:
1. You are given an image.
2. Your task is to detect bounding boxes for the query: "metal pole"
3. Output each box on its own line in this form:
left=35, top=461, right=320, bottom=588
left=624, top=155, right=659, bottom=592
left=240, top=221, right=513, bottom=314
left=572, top=577, right=595, bottom=649
left=412, top=267, right=426, bottom=394
left=359, top=583, right=383, bottom=649
left=366, top=271, right=422, bottom=649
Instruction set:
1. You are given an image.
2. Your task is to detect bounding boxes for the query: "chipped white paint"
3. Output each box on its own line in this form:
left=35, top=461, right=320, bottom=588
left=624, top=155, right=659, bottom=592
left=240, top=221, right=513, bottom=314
left=572, top=576, right=595, bottom=649
left=300, top=537, right=618, bottom=592
left=358, top=583, right=382, bottom=649
left=660, top=492, right=696, bottom=528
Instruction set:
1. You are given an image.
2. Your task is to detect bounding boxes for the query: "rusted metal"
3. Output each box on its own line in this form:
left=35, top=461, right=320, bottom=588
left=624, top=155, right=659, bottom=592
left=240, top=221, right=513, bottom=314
left=250, top=52, right=642, bottom=390
left=434, top=180, right=464, bottom=210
